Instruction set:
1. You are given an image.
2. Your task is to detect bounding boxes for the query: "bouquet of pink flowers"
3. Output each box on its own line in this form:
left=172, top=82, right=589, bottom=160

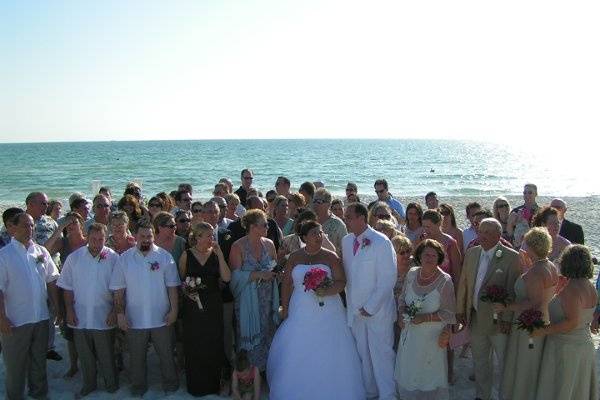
left=303, top=267, right=333, bottom=307
left=480, top=285, right=509, bottom=324
left=515, top=308, right=546, bottom=349
left=182, top=276, right=207, bottom=311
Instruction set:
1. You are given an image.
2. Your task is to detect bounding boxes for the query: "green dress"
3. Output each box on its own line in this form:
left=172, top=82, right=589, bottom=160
left=535, top=296, right=598, bottom=400
left=502, top=276, right=553, bottom=400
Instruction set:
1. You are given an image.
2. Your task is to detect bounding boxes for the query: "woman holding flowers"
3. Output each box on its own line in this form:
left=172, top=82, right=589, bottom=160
left=229, top=209, right=279, bottom=372
left=178, top=222, right=231, bottom=396
left=532, top=245, right=598, bottom=400
left=394, top=239, right=456, bottom=399
left=496, top=227, right=559, bottom=400
left=267, top=220, right=365, bottom=400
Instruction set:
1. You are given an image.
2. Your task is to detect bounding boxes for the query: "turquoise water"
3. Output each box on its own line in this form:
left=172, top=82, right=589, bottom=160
left=0, top=139, right=597, bottom=204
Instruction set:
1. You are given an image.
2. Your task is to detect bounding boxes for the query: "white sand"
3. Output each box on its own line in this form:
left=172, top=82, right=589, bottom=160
left=1, top=327, right=599, bottom=399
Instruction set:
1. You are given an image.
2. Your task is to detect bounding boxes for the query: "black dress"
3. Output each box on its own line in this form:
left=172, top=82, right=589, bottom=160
left=182, top=249, right=225, bottom=396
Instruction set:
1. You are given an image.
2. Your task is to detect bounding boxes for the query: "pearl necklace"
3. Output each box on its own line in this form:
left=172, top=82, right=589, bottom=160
left=418, top=267, right=439, bottom=282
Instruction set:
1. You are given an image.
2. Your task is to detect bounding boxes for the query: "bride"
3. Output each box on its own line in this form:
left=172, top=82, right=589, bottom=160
left=267, top=221, right=365, bottom=400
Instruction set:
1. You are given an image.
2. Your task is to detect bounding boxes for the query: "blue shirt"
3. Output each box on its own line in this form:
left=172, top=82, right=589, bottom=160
left=386, top=196, right=406, bottom=220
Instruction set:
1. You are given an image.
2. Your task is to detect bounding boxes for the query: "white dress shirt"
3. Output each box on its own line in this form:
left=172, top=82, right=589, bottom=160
left=463, top=226, right=477, bottom=252
left=109, top=245, right=180, bottom=329
left=57, top=245, right=118, bottom=330
left=0, top=240, right=59, bottom=327
left=473, top=246, right=495, bottom=311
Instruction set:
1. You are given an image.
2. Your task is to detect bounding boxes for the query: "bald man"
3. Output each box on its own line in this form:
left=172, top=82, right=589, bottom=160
left=550, top=198, right=584, bottom=244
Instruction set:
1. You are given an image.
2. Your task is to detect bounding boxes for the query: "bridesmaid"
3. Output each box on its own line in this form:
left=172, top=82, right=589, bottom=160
left=533, top=245, right=598, bottom=400
left=179, top=222, right=231, bottom=396
left=495, top=227, right=559, bottom=400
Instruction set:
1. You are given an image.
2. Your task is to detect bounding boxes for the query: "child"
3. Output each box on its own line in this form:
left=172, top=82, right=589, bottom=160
left=231, top=350, right=261, bottom=400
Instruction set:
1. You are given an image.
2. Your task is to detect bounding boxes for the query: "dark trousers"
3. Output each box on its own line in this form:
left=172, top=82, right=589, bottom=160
left=73, top=329, right=118, bottom=394
left=127, top=326, right=179, bottom=395
left=0, top=320, right=49, bottom=400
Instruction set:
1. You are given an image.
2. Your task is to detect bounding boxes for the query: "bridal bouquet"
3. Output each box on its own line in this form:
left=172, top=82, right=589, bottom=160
left=303, top=267, right=333, bottom=307
left=480, top=285, right=509, bottom=324
left=182, top=276, right=207, bottom=311
left=515, top=308, right=546, bottom=349
left=403, top=298, right=424, bottom=323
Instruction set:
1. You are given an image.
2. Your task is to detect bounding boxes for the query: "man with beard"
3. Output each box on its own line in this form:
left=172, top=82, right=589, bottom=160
left=110, top=218, right=180, bottom=396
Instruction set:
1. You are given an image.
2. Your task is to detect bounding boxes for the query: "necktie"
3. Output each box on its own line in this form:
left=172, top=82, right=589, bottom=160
left=353, top=237, right=360, bottom=255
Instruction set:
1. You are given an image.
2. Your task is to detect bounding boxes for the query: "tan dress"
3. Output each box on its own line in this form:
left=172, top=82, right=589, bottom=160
left=535, top=297, right=598, bottom=400
left=502, top=276, right=555, bottom=400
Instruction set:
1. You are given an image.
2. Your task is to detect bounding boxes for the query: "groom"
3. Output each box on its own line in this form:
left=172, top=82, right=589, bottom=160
left=456, top=218, right=520, bottom=400
left=343, top=203, right=397, bottom=400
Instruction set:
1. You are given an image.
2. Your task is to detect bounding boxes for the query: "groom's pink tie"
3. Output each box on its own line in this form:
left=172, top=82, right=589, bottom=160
left=353, top=237, right=360, bottom=255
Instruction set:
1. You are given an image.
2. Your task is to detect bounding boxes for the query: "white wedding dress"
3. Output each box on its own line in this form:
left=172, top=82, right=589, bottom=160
left=267, top=264, right=366, bottom=400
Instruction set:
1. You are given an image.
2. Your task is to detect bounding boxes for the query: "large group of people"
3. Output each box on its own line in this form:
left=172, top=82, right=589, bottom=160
left=0, top=172, right=596, bottom=400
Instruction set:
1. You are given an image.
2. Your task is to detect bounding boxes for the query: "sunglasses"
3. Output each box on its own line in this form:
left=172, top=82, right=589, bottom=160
left=192, top=209, right=202, bottom=213
left=377, top=214, right=391, bottom=220
left=497, top=204, right=509, bottom=209
left=313, top=199, right=327, bottom=205
left=345, top=188, right=356, bottom=192
left=149, top=203, right=161, bottom=208
left=96, top=204, right=110, bottom=208
left=523, top=191, right=534, bottom=195
left=178, top=218, right=191, bottom=223
left=163, top=223, right=177, bottom=229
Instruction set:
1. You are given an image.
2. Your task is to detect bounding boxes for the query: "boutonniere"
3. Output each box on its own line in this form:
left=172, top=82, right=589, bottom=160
left=149, top=261, right=160, bottom=271
left=35, top=254, right=45, bottom=264
left=224, top=234, right=231, bottom=241
left=361, top=238, right=371, bottom=249
left=495, top=249, right=503, bottom=258
left=98, top=249, right=108, bottom=262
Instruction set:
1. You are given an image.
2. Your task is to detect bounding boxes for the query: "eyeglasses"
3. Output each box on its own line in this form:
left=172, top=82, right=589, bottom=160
left=313, top=199, right=327, bottom=205
left=163, top=223, right=177, bottom=229
left=497, top=204, right=509, bottom=209
left=148, top=203, right=161, bottom=208
left=96, top=204, right=110, bottom=208
left=177, top=218, right=191, bottom=223
left=375, top=189, right=386, bottom=194
left=192, top=209, right=202, bottom=213
left=377, top=214, right=391, bottom=220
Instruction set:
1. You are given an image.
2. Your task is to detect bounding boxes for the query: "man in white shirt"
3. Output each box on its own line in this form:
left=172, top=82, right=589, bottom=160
left=58, top=223, right=119, bottom=396
left=0, top=212, right=60, bottom=400
left=109, top=219, right=180, bottom=396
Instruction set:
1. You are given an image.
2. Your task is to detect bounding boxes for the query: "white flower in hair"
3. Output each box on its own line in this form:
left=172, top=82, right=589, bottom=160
left=196, top=277, right=202, bottom=285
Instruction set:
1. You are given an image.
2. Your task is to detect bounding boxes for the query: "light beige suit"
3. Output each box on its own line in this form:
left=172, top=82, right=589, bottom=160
left=456, top=243, right=520, bottom=400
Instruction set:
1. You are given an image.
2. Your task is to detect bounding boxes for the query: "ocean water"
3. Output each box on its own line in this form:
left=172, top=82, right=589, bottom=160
left=1, top=139, right=598, bottom=202
left=1, top=139, right=598, bottom=255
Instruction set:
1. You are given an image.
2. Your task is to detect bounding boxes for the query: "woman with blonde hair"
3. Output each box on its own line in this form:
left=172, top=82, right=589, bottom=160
left=229, top=210, right=280, bottom=372
left=496, top=227, right=559, bottom=400
left=493, top=197, right=512, bottom=241
left=286, top=192, right=305, bottom=220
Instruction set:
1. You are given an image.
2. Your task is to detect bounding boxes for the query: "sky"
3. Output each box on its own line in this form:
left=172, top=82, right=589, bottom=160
left=1, top=0, right=599, bottom=144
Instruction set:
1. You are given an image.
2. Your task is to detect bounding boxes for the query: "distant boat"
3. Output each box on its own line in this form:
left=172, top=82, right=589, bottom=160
left=430, top=169, right=435, bottom=173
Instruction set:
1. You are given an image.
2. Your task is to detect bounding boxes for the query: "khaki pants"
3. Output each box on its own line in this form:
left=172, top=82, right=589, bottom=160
left=73, top=329, right=118, bottom=394
left=127, top=326, right=179, bottom=395
left=0, top=320, right=49, bottom=400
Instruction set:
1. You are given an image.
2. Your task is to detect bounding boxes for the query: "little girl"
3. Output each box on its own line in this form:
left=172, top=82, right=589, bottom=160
left=231, top=350, right=261, bottom=400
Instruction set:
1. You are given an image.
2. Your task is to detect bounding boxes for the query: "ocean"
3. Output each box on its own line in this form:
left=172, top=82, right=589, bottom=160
left=1, top=139, right=598, bottom=256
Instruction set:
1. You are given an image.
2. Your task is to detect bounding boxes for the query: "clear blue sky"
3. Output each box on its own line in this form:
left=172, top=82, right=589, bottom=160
left=2, top=0, right=599, bottom=144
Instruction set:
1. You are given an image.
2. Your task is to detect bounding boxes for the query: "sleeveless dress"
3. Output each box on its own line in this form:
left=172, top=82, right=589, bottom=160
left=267, top=264, right=366, bottom=400
left=535, top=297, right=598, bottom=400
left=234, top=240, right=277, bottom=371
left=502, top=275, right=555, bottom=400
left=394, top=267, right=456, bottom=400
left=182, top=250, right=225, bottom=396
